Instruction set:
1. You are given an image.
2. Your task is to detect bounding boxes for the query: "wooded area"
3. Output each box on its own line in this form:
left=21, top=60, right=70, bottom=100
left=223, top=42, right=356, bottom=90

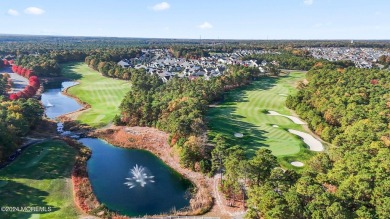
left=1, top=36, right=389, bottom=218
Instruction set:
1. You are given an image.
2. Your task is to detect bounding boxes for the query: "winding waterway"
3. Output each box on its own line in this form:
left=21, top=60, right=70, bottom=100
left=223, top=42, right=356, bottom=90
left=41, top=81, right=192, bottom=217
left=41, top=81, right=81, bottom=119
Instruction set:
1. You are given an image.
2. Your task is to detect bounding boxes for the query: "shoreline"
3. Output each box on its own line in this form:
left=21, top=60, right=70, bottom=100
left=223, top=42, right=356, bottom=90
left=59, top=80, right=215, bottom=217
left=58, top=137, right=117, bottom=218
left=57, top=82, right=91, bottom=121
left=93, top=126, right=214, bottom=216
left=56, top=69, right=242, bottom=218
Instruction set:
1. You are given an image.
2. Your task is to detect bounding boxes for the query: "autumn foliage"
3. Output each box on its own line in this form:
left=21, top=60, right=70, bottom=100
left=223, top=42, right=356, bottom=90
left=9, top=64, right=40, bottom=101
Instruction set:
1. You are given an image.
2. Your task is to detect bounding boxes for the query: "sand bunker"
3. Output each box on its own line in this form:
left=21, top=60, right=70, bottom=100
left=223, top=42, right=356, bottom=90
left=268, top=111, right=306, bottom=125
left=288, top=129, right=324, bottom=151
left=234, top=133, right=244, bottom=138
left=272, top=124, right=279, bottom=128
left=291, top=161, right=304, bottom=167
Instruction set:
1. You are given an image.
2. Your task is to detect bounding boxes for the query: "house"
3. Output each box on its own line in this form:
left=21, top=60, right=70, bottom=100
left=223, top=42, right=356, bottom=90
left=134, top=64, right=147, bottom=70
left=158, top=71, right=173, bottom=82
left=118, top=60, right=130, bottom=68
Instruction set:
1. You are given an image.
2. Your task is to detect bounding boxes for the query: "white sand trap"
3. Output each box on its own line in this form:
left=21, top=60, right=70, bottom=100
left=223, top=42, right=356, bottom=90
left=272, top=124, right=279, bottom=128
left=291, top=161, right=304, bottom=167
left=268, top=111, right=306, bottom=125
left=288, top=129, right=324, bottom=152
left=234, top=133, right=244, bottom=138
left=279, top=94, right=288, bottom=96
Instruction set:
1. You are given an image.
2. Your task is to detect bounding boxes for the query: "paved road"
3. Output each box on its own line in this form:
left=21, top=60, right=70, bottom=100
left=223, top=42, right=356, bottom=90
left=1, top=66, right=29, bottom=93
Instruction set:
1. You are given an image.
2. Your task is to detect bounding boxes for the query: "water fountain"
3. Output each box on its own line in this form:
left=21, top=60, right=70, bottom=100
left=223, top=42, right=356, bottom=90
left=45, top=100, right=54, bottom=108
left=124, top=164, right=155, bottom=189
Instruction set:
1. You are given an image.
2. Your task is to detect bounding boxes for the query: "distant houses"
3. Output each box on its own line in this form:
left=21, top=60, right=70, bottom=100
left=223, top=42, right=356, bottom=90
left=117, top=49, right=270, bottom=82
left=307, top=47, right=390, bottom=69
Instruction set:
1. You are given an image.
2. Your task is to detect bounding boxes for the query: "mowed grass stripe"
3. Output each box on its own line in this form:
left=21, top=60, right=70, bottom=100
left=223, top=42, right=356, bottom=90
left=0, top=141, right=80, bottom=218
left=207, top=73, right=309, bottom=158
left=63, top=62, right=131, bottom=127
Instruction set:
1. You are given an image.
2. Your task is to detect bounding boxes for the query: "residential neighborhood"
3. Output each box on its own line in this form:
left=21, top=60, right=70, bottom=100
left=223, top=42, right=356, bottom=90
left=305, top=47, right=390, bottom=68
left=116, top=49, right=276, bottom=82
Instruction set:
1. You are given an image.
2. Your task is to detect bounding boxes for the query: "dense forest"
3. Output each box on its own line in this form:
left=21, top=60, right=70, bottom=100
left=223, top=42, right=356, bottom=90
left=378, top=55, right=390, bottom=68
left=2, top=35, right=390, bottom=54
left=208, top=63, right=389, bottom=219
left=84, top=49, right=142, bottom=79
left=3, top=35, right=387, bottom=78
left=0, top=73, right=8, bottom=96
left=244, top=51, right=355, bottom=70
left=114, top=53, right=389, bottom=218
left=0, top=62, right=44, bottom=162
left=118, top=65, right=264, bottom=172
left=242, top=65, right=390, bottom=219
left=170, top=46, right=210, bottom=59
left=1, top=35, right=389, bottom=218
left=0, top=98, right=44, bottom=162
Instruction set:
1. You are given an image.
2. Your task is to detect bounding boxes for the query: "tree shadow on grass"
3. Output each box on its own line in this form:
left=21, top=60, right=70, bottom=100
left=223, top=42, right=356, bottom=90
left=207, top=105, right=269, bottom=158
left=0, top=180, right=59, bottom=218
left=207, top=76, right=282, bottom=157
left=0, top=141, right=76, bottom=180
left=61, top=62, right=83, bottom=80
left=222, top=76, right=281, bottom=104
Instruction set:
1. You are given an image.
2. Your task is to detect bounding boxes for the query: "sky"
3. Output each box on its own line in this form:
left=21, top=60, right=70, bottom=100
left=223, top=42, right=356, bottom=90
left=1, top=0, right=390, bottom=40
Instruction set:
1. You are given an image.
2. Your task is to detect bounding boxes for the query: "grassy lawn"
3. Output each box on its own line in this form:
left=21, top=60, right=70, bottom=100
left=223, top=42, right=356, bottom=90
left=207, top=72, right=315, bottom=169
left=63, top=62, right=131, bottom=127
left=0, top=141, right=80, bottom=219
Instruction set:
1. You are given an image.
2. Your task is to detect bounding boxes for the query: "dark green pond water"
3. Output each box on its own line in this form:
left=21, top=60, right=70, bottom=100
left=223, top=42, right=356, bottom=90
left=78, top=138, right=192, bottom=217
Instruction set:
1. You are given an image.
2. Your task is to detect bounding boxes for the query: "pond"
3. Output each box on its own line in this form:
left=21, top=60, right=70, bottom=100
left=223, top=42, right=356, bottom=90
left=41, top=81, right=82, bottom=119
left=41, top=80, right=192, bottom=216
left=78, top=138, right=192, bottom=217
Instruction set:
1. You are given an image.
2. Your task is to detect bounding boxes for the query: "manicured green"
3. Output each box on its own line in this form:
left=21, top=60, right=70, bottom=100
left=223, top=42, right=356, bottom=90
left=0, top=140, right=80, bottom=219
left=207, top=72, right=315, bottom=167
left=63, top=62, right=131, bottom=127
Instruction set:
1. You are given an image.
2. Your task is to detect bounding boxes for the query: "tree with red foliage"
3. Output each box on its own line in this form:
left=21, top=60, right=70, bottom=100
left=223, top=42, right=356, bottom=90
left=30, top=81, right=40, bottom=90
left=3, top=59, right=8, bottom=66
left=29, top=76, right=40, bottom=89
left=21, top=68, right=27, bottom=77
left=15, top=91, right=24, bottom=98
left=21, top=90, right=30, bottom=98
left=25, top=70, right=34, bottom=78
left=12, top=65, right=17, bottom=73
left=23, top=85, right=37, bottom=97
left=29, top=76, right=39, bottom=82
left=16, top=66, right=22, bottom=75
left=9, top=93, right=19, bottom=100
left=28, top=70, right=34, bottom=78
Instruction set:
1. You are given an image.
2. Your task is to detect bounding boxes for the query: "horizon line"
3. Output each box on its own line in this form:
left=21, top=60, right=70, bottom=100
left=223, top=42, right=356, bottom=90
left=1, top=33, right=390, bottom=41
